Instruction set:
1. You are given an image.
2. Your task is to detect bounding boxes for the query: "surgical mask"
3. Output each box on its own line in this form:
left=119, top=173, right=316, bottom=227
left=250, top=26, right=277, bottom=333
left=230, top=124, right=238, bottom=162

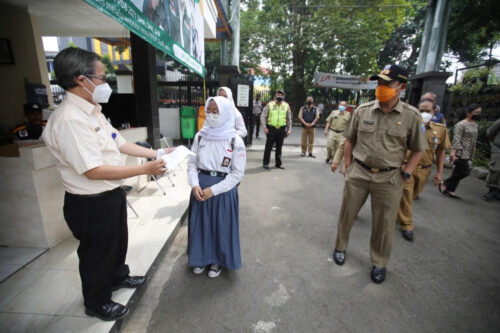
left=306, top=101, right=312, bottom=105
left=339, top=106, right=346, bottom=112
left=84, top=77, right=112, bottom=104
left=206, top=113, right=221, bottom=127
left=472, top=114, right=481, bottom=121
left=421, top=112, right=433, bottom=124
left=276, top=96, right=284, bottom=102
left=375, top=84, right=400, bottom=103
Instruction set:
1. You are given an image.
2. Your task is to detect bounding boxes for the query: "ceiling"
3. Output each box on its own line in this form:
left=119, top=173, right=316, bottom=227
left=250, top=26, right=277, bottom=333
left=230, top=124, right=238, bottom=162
left=0, top=0, right=126, bottom=37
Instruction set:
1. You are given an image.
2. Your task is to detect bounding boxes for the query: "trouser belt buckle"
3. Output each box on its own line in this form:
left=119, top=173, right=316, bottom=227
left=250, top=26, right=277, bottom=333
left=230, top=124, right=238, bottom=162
left=370, top=168, right=380, bottom=173
left=210, top=171, right=218, bottom=177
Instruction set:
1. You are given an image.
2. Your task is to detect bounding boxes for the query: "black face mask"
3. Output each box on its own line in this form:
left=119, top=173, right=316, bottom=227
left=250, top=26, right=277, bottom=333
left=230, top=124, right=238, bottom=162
left=276, top=96, right=284, bottom=102
left=306, top=101, right=312, bottom=105
left=472, top=114, right=481, bottom=121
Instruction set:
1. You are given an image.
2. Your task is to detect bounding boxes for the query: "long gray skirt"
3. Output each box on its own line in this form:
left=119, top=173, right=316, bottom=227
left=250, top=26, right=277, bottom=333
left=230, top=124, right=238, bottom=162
left=188, top=173, right=241, bottom=270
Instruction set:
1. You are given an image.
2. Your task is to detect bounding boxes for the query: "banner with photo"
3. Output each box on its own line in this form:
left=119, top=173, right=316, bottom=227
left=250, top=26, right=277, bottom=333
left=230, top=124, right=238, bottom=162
left=85, top=0, right=205, bottom=76
left=313, top=73, right=376, bottom=90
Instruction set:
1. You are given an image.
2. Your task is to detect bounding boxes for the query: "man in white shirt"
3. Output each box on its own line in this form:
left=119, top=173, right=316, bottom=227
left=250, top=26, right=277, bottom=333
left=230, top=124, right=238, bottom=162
left=43, top=47, right=170, bottom=321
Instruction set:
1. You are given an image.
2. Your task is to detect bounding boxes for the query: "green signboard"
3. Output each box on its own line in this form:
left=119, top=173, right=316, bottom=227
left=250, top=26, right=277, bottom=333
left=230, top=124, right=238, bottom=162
left=84, top=0, right=205, bottom=77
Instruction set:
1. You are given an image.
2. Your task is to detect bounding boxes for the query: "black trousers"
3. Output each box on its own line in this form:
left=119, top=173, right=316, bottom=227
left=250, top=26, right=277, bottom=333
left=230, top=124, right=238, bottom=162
left=253, top=114, right=261, bottom=138
left=63, top=187, right=130, bottom=308
left=443, top=158, right=470, bottom=192
left=263, top=125, right=286, bottom=167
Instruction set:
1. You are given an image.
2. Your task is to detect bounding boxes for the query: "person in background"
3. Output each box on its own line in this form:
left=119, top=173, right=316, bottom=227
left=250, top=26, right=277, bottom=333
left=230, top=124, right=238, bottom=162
left=12, top=103, right=47, bottom=140
left=483, top=118, right=500, bottom=201
left=42, top=47, right=173, bottom=321
left=324, top=101, right=350, bottom=164
left=187, top=96, right=246, bottom=278
left=218, top=87, right=248, bottom=138
left=261, top=90, right=292, bottom=170
left=298, top=96, right=319, bottom=158
left=251, top=93, right=263, bottom=141
left=421, top=91, right=446, bottom=125
left=397, top=99, right=451, bottom=241
left=439, top=103, right=481, bottom=199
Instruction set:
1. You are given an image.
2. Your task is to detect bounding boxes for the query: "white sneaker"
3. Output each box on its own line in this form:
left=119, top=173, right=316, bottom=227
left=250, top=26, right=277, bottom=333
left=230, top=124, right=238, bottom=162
left=192, top=266, right=205, bottom=275
left=208, top=264, right=222, bottom=278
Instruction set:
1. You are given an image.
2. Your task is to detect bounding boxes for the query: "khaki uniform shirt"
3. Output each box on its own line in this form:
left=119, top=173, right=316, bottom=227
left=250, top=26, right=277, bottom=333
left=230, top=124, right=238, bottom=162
left=326, top=110, right=350, bottom=131
left=343, top=100, right=427, bottom=168
left=42, top=92, right=127, bottom=195
left=418, top=122, right=451, bottom=166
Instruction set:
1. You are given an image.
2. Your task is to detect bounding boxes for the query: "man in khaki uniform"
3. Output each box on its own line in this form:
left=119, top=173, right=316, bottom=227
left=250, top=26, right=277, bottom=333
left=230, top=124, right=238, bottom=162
left=397, top=99, right=451, bottom=241
left=298, top=96, right=319, bottom=157
left=332, top=64, right=427, bottom=284
left=324, top=101, right=350, bottom=164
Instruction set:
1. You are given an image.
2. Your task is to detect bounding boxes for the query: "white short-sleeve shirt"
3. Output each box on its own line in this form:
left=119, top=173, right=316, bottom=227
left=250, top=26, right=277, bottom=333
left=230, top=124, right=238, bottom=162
left=42, top=92, right=126, bottom=195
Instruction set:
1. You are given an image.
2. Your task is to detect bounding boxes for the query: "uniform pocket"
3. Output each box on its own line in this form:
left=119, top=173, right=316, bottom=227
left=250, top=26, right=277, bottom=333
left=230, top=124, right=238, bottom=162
left=387, top=128, right=406, bottom=137
left=359, top=124, right=375, bottom=133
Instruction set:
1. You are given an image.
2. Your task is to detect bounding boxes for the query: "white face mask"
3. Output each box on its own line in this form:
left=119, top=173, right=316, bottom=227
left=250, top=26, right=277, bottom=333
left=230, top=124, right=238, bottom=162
left=84, top=77, right=112, bottom=104
left=421, top=112, right=433, bottom=124
left=206, top=113, right=221, bottom=128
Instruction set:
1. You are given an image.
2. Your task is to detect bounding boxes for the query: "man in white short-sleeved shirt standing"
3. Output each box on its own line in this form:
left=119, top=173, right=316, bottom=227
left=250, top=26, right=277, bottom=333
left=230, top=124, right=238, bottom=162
left=43, top=47, right=171, bottom=321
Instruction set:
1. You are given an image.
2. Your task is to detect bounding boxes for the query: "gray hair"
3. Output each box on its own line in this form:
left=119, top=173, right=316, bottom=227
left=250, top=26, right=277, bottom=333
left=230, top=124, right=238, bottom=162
left=421, top=92, right=436, bottom=101
left=54, top=47, right=100, bottom=90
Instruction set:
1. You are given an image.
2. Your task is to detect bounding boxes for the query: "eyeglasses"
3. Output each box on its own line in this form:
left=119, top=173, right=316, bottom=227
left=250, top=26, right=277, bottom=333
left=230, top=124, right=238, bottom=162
left=85, top=74, right=106, bottom=83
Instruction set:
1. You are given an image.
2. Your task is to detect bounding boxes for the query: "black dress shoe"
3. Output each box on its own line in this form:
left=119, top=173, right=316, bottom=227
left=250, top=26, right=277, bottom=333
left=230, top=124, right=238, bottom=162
left=85, top=301, right=129, bottom=321
left=402, top=230, right=414, bottom=242
left=333, top=249, right=345, bottom=265
left=113, top=276, right=146, bottom=291
left=371, top=266, right=386, bottom=284
left=275, top=165, right=285, bottom=169
left=263, top=165, right=270, bottom=170
left=308, top=153, right=316, bottom=158
left=325, top=159, right=331, bottom=164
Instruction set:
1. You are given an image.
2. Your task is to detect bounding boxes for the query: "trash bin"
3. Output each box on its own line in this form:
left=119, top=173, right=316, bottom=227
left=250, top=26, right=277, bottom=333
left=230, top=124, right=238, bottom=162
left=180, top=106, right=196, bottom=139
left=197, top=105, right=205, bottom=131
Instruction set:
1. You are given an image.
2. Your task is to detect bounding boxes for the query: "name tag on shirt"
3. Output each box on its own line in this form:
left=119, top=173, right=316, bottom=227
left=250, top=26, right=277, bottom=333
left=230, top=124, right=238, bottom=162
left=363, top=120, right=375, bottom=125
left=221, top=156, right=231, bottom=167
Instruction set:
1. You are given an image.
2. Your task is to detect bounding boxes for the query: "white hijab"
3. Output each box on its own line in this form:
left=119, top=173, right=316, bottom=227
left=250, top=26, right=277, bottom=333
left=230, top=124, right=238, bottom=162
left=198, top=96, right=236, bottom=141
left=218, top=87, right=239, bottom=114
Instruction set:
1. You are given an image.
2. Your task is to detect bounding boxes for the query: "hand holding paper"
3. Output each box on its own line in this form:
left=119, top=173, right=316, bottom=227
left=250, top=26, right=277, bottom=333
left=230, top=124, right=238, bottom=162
left=161, top=145, right=195, bottom=169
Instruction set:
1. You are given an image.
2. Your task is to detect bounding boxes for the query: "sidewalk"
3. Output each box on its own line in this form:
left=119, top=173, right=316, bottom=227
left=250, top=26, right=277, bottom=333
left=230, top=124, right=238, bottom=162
left=0, top=162, right=191, bottom=333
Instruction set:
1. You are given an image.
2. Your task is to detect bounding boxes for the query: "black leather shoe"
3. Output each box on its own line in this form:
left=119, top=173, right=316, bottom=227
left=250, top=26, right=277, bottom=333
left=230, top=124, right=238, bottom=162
left=263, top=165, right=270, bottom=170
left=333, top=249, right=345, bottom=265
left=113, top=276, right=146, bottom=291
left=275, top=165, right=285, bottom=169
left=402, top=230, right=414, bottom=242
left=325, top=159, right=331, bottom=164
left=308, top=153, right=316, bottom=158
left=371, top=266, right=386, bottom=284
left=85, top=301, right=129, bottom=321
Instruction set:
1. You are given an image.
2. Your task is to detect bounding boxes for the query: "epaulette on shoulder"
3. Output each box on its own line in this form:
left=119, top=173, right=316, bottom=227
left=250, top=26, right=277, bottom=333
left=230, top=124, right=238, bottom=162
left=359, top=100, right=375, bottom=109
left=402, top=103, right=420, bottom=117
left=12, top=124, right=27, bottom=133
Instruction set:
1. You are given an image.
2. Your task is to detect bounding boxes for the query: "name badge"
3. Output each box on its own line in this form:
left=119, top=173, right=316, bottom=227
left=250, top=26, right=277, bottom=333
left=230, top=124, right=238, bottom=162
left=221, top=156, right=231, bottom=167
left=363, top=120, right=375, bottom=125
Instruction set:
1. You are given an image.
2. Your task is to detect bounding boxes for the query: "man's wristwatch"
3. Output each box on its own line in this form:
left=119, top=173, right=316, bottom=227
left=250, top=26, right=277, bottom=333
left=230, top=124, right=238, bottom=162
left=401, top=171, right=411, bottom=180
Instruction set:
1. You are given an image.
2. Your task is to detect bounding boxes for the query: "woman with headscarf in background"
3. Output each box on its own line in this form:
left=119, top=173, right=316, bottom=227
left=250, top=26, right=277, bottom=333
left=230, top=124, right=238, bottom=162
left=187, top=96, right=247, bottom=278
left=218, top=87, right=248, bottom=138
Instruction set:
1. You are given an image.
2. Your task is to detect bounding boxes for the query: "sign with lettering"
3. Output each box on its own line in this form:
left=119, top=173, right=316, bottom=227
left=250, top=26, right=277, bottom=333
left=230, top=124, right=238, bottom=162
left=85, top=0, right=205, bottom=76
left=313, top=73, right=376, bottom=90
left=236, top=84, right=250, bottom=107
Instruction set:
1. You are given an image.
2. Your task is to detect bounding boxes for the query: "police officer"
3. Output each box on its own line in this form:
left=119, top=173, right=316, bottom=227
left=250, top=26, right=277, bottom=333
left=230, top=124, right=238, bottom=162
left=324, top=101, right=350, bottom=164
left=12, top=103, right=47, bottom=140
left=332, top=64, right=427, bottom=284
left=397, top=99, right=451, bottom=241
left=298, top=96, right=319, bottom=157
left=261, top=90, right=292, bottom=169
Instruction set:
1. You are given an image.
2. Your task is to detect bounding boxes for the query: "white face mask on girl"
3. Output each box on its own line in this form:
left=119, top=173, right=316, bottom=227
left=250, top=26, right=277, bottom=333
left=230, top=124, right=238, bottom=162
left=84, top=77, right=113, bottom=104
left=205, top=113, right=221, bottom=128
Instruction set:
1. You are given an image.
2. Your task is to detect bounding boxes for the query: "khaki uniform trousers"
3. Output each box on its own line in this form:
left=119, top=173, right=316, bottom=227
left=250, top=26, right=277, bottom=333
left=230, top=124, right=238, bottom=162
left=301, top=127, right=315, bottom=153
left=335, top=162, right=404, bottom=268
left=326, top=130, right=343, bottom=160
left=397, top=167, right=431, bottom=231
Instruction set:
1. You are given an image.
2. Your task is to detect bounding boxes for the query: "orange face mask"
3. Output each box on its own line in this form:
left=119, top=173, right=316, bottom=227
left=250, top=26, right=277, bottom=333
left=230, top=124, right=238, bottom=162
left=375, top=85, right=399, bottom=102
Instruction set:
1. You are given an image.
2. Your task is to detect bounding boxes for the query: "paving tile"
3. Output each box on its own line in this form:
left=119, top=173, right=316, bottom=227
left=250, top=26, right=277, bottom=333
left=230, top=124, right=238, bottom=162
left=28, top=237, right=78, bottom=271
left=0, top=247, right=46, bottom=265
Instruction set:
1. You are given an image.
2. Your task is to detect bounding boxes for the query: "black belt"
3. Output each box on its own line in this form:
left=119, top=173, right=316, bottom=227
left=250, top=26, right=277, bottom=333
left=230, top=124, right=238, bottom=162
left=66, top=186, right=122, bottom=198
left=199, top=169, right=227, bottom=177
left=329, top=128, right=343, bottom=133
left=354, top=159, right=398, bottom=173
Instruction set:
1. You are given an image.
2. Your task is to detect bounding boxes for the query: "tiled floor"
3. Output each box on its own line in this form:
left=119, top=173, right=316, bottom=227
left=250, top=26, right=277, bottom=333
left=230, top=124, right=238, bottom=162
left=0, top=247, right=46, bottom=282
left=0, top=161, right=190, bottom=333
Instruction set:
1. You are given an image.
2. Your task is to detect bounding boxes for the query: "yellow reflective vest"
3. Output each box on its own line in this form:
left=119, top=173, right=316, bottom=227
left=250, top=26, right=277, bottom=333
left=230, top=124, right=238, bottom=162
left=268, top=101, right=289, bottom=128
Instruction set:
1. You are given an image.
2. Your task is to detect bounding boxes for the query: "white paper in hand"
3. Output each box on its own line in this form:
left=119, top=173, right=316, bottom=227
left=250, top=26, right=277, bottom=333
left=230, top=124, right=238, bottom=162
left=161, top=145, right=195, bottom=168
